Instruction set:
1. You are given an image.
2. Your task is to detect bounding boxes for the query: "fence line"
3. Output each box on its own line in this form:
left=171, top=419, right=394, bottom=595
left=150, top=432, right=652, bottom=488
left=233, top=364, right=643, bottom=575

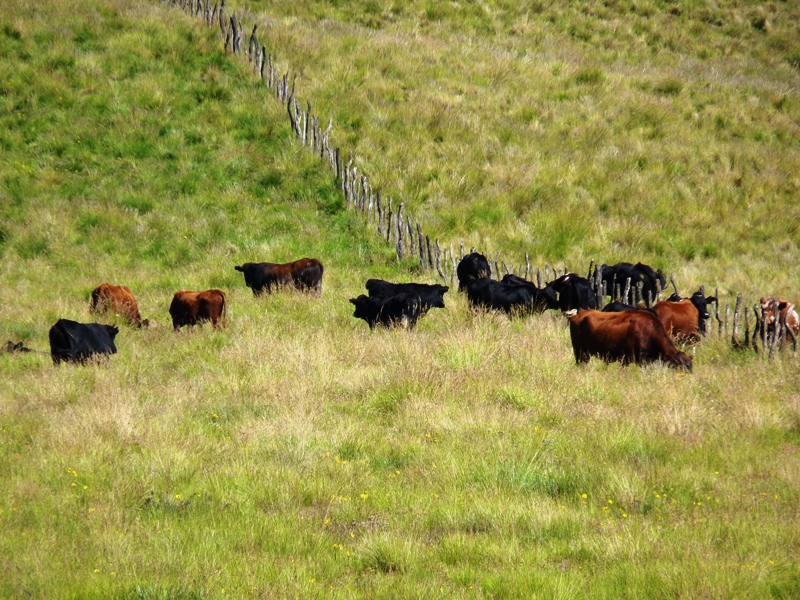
left=161, top=0, right=795, bottom=358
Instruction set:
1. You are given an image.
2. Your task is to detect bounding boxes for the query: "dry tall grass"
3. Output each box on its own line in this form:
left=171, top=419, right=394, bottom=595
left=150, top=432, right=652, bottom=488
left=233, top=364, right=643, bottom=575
left=1, top=0, right=799, bottom=597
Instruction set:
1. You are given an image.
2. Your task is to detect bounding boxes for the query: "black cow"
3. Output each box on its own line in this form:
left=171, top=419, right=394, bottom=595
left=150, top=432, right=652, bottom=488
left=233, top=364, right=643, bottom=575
left=235, top=258, right=324, bottom=296
left=365, top=279, right=448, bottom=315
left=467, top=278, right=539, bottom=315
left=49, top=319, right=119, bottom=365
left=594, top=262, right=666, bottom=306
left=500, top=274, right=560, bottom=311
left=547, top=273, right=598, bottom=312
left=350, top=293, right=422, bottom=330
left=456, top=252, right=491, bottom=291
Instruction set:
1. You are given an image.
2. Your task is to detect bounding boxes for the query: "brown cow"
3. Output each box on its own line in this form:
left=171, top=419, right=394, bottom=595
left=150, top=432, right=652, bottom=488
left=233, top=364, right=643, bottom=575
left=756, top=297, right=799, bottom=348
left=651, top=290, right=716, bottom=343
left=90, top=283, right=148, bottom=328
left=652, top=300, right=700, bottom=343
left=234, top=258, right=324, bottom=296
left=169, top=289, right=228, bottom=331
left=760, top=298, right=799, bottom=334
left=568, top=309, right=692, bottom=371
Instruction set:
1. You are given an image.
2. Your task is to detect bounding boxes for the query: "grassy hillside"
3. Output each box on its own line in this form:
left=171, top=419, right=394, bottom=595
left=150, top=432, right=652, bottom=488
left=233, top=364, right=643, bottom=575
left=1, top=0, right=799, bottom=598
left=238, top=0, right=800, bottom=293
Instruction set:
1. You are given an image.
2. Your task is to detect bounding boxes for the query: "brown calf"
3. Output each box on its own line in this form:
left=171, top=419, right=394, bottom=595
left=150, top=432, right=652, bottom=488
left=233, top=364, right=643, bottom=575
left=90, top=283, right=148, bottom=328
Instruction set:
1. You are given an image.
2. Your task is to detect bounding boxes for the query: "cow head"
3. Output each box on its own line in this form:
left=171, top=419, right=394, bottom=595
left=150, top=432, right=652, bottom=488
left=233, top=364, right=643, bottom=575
left=350, top=296, right=376, bottom=326
left=688, top=291, right=715, bottom=320
left=431, top=285, right=449, bottom=309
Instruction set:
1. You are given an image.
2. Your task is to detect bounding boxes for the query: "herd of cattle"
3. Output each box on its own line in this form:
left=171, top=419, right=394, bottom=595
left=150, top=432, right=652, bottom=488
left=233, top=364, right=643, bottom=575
left=8, top=254, right=798, bottom=372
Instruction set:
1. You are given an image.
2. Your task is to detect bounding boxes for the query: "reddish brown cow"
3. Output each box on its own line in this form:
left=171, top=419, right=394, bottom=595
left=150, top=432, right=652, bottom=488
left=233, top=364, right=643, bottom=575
left=235, top=258, right=324, bottom=296
left=169, top=289, right=228, bottom=331
left=90, top=283, right=148, bottom=328
left=568, top=309, right=692, bottom=371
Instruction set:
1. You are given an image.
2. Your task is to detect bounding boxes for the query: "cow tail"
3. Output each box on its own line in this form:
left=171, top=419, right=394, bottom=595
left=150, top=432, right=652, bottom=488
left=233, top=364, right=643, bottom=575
left=222, top=293, right=228, bottom=328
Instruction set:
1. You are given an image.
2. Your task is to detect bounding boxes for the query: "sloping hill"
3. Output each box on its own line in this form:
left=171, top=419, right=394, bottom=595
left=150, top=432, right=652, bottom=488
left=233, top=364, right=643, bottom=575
left=231, top=0, right=800, bottom=289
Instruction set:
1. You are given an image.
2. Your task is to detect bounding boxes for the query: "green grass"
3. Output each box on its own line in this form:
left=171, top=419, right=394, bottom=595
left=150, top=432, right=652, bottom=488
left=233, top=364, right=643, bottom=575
left=231, top=0, right=800, bottom=293
left=1, top=0, right=800, bottom=598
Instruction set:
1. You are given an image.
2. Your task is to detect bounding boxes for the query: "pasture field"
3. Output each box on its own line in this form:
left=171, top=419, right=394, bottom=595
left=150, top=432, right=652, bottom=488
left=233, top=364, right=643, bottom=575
left=1, top=0, right=799, bottom=598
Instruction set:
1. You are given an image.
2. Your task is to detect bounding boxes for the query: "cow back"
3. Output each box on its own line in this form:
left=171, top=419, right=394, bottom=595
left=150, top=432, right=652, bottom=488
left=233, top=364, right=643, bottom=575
left=365, top=279, right=448, bottom=311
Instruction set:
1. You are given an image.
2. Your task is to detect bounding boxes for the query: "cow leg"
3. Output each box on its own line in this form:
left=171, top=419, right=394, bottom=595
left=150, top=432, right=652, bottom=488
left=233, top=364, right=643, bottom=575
left=573, top=347, right=590, bottom=364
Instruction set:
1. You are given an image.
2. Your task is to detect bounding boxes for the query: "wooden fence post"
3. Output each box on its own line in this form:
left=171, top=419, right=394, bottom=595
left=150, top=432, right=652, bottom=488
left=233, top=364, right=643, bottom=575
left=769, top=299, right=780, bottom=360
left=396, top=203, right=404, bottom=260
left=435, top=239, right=446, bottom=281
left=593, top=264, right=603, bottom=308
left=731, top=293, right=742, bottom=348
left=416, top=223, right=425, bottom=270
left=743, top=305, right=750, bottom=349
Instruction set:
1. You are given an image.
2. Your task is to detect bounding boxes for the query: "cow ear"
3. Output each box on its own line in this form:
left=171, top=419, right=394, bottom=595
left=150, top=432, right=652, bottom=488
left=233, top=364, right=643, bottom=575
left=349, top=298, right=357, bottom=305
left=706, top=296, right=717, bottom=303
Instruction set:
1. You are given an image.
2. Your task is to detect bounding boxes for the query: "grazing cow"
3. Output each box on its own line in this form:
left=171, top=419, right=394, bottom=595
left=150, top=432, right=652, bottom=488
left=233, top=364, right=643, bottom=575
left=49, top=319, right=119, bottom=365
left=365, top=279, right=449, bottom=315
left=90, top=283, right=148, bottom=328
left=568, top=309, right=692, bottom=371
left=501, top=274, right=560, bottom=311
left=467, top=278, right=537, bottom=315
left=169, top=289, right=228, bottom=331
left=756, top=297, right=800, bottom=344
left=594, top=262, right=666, bottom=306
left=235, top=258, right=324, bottom=296
left=547, top=273, right=598, bottom=312
left=350, top=293, right=422, bottom=330
left=456, top=253, right=491, bottom=291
